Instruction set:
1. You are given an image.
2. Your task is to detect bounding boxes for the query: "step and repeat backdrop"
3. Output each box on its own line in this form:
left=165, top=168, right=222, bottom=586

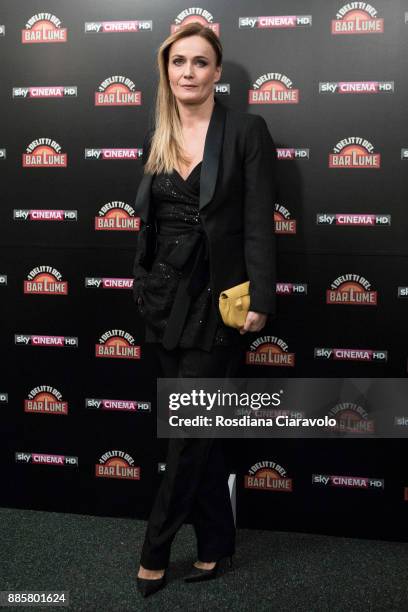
left=1, top=1, right=408, bottom=539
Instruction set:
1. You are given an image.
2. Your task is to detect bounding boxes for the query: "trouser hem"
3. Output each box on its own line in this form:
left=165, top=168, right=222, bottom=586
left=139, top=554, right=170, bottom=571
left=197, top=550, right=235, bottom=563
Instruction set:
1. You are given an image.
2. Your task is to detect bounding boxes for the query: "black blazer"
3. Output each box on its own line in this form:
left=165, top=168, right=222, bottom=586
left=132, top=96, right=278, bottom=318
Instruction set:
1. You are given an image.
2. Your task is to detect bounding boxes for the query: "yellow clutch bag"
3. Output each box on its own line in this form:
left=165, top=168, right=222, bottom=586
left=219, top=280, right=250, bottom=329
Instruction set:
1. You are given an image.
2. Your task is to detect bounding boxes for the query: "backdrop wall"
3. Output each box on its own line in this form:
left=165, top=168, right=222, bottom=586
left=1, top=0, right=407, bottom=539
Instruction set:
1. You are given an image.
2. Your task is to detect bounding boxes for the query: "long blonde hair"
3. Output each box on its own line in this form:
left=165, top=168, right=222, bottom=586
left=144, top=22, right=223, bottom=175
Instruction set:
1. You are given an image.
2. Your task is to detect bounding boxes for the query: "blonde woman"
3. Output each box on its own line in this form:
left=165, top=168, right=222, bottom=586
left=133, top=22, right=277, bottom=597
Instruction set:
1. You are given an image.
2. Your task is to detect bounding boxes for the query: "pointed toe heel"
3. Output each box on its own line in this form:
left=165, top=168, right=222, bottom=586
left=136, top=572, right=166, bottom=598
left=184, top=555, right=234, bottom=583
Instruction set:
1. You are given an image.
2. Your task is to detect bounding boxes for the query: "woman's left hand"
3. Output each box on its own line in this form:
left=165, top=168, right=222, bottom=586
left=239, top=311, right=268, bottom=334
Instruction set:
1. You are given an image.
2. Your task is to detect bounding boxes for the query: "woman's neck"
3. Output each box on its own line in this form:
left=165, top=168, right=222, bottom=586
left=176, top=95, right=215, bottom=130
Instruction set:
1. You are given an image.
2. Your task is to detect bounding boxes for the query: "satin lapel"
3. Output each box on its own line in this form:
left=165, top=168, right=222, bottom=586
left=199, top=98, right=226, bottom=212
left=135, top=97, right=226, bottom=222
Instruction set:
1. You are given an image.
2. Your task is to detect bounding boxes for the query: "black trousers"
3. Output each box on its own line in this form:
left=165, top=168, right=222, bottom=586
left=139, top=342, right=242, bottom=570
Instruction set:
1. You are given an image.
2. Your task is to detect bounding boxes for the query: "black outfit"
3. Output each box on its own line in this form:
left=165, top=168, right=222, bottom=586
left=138, top=165, right=244, bottom=570
left=137, top=161, right=242, bottom=352
left=133, top=98, right=278, bottom=318
left=135, top=98, right=278, bottom=570
left=139, top=344, right=241, bottom=570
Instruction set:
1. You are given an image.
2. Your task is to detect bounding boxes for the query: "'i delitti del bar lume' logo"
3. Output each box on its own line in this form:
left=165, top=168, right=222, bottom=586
left=95, top=330, right=140, bottom=359
left=95, top=76, right=142, bottom=106
left=171, top=8, right=219, bottom=34
left=249, top=73, right=299, bottom=104
left=24, top=386, right=68, bottom=415
left=244, top=460, right=293, bottom=491
left=22, top=13, right=68, bottom=43
left=95, top=202, right=140, bottom=231
left=326, top=274, right=377, bottom=305
left=331, top=3, right=384, bottom=35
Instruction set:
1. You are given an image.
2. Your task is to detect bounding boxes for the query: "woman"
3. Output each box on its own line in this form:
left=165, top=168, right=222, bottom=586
left=133, top=22, right=278, bottom=598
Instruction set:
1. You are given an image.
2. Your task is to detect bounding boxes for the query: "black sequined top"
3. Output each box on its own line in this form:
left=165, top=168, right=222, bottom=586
left=139, top=162, right=241, bottom=352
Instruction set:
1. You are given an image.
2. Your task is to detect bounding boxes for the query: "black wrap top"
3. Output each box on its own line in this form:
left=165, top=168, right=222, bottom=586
left=138, top=162, right=241, bottom=352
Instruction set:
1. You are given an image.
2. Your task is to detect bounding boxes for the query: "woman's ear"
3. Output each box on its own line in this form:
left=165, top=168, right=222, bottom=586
left=214, top=65, right=222, bottom=84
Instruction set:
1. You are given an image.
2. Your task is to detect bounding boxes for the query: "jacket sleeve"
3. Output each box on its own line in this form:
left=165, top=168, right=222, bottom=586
left=141, top=129, right=154, bottom=166
left=132, top=130, right=154, bottom=305
left=243, top=114, right=278, bottom=316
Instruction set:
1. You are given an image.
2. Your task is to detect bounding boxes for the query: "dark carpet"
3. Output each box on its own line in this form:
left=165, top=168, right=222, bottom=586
left=1, top=507, right=408, bottom=611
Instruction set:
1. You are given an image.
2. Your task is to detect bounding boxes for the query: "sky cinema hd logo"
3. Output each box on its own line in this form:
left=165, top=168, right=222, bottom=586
left=15, top=452, right=78, bottom=466
left=314, top=348, right=387, bottom=362
left=316, top=213, right=390, bottom=226
left=326, top=274, right=377, bottom=305
left=85, top=277, right=133, bottom=290
left=95, top=76, right=142, bottom=106
left=319, top=81, right=393, bottom=94
left=171, top=8, right=219, bottom=35
left=249, top=73, right=299, bottom=104
left=84, top=20, right=152, bottom=34
left=277, top=148, right=309, bottom=160
left=95, top=202, right=140, bottom=231
left=14, top=209, right=77, bottom=222
left=312, top=474, right=384, bottom=489
left=85, top=398, right=151, bottom=412
left=244, top=460, right=293, bottom=492
left=398, top=287, right=408, bottom=298
left=329, top=138, right=380, bottom=168
left=13, top=85, right=77, bottom=98
left=85, top=148, right=142, bottom=161
left=331, top=3, right=384, bottom=35
left=22, top=13, right=67, bottom=43
left=239, top=15, right=311, bottom=29
left=15, top=334, right=78, bottom=348
left=276, top=282, right=307, bottom=296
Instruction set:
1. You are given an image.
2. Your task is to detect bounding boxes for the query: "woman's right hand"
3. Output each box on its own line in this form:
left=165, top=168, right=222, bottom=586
left=239, top=310, right=267, bottom=334
left=133, top=266, right=149, bottom=314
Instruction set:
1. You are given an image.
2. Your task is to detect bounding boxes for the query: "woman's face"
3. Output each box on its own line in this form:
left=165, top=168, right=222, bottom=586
left=167, top=34, right=221, bottom=105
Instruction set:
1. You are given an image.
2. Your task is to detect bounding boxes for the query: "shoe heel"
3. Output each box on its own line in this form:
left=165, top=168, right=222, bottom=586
left=136, top=572, right=166, bottom=598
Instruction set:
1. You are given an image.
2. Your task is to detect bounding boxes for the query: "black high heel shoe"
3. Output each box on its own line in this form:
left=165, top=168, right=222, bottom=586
left=136, top=571, right=167, bottom=598
left=183, top=555, right=233, bottom=583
